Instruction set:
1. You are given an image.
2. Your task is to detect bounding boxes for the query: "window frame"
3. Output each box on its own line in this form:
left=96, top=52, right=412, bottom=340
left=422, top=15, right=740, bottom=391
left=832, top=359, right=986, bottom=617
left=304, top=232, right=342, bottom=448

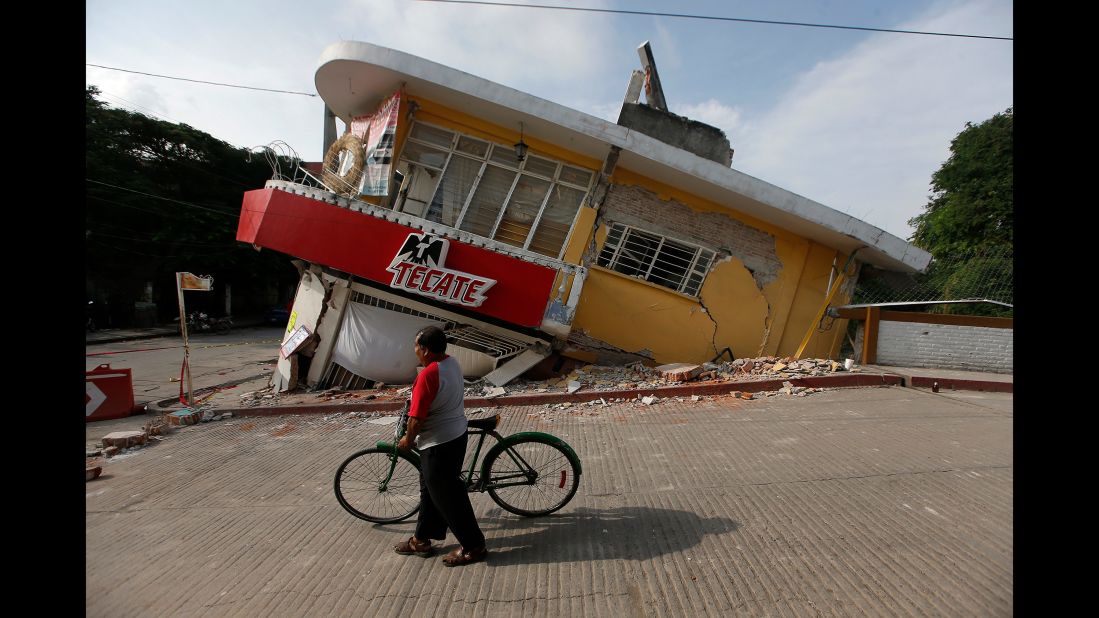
left=597, top=222, right=716, bottom=297
left=394, top=121, right=596, bottom=260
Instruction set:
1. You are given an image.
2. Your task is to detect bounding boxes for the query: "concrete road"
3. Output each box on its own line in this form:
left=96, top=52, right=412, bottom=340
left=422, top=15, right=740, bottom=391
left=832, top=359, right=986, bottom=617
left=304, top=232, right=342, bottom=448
left=86, top=327, right=287, bottom=406
left=85, top=386, right=1012, bottom=616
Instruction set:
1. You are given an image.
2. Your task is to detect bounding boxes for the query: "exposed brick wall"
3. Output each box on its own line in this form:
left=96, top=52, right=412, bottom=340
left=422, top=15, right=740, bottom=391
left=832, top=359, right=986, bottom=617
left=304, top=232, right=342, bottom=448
left=600, top=183, right=782, bottom=287
left=870, top=320, right=1013, bottom=373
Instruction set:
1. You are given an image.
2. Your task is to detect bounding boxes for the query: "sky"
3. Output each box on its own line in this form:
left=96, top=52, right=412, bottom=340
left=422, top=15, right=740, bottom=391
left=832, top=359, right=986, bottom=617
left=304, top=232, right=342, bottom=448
left=85, top=0, right=1012, bottom=242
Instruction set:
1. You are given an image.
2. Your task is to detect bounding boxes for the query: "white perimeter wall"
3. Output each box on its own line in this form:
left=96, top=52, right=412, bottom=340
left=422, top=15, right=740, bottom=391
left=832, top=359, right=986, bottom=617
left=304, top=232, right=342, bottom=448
left=872, top=320, right=1013, bottom=373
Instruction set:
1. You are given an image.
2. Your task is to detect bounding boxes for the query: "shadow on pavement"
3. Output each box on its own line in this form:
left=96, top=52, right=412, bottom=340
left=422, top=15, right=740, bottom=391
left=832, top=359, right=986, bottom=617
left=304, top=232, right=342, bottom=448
left=475, top=506, right=740, bottom=566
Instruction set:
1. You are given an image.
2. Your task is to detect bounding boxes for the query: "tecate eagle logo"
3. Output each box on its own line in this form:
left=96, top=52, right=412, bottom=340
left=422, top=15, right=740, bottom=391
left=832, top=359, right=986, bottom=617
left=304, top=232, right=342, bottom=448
left=386, top=233, right=497, bottom=308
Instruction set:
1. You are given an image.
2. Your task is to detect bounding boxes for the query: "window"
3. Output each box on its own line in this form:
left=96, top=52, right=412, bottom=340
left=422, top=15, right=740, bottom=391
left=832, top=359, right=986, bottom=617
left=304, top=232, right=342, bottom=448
left=393, top=121, right=595, bottom=259
left=597, top=223, right=715, bottom=297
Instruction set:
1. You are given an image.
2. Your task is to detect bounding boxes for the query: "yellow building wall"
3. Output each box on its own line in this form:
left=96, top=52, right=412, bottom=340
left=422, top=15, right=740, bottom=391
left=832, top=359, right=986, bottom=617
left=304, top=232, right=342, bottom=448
left=773, top=243, right=854, bottom=359
left=572, top=267, right=728, bottom=363
left=569, top=171, right=855, bottom=364
left=405, top=97, right=603, bottom=173
left=383, top=97, right=855, bottom=363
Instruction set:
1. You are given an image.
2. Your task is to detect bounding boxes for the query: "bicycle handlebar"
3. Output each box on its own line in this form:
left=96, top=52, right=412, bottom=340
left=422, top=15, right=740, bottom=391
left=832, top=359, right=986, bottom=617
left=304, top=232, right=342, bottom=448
left=393, top=399, right=411, bottom=448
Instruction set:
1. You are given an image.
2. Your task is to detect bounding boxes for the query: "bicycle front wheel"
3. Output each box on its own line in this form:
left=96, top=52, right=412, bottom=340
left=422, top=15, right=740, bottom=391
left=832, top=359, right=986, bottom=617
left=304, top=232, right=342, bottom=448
left=486, top=437, right=580, bottom=517
left=334, top=448, right=421, bottom=523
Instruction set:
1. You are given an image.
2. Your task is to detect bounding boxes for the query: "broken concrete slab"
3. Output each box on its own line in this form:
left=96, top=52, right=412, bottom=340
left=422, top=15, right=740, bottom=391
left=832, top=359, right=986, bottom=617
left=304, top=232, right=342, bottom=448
left=654, top=363, right=704, bottom=382
left=168, top=409, right=203, bottom=426
left=102, top=431, right=148, bottom=449
left=483, top=386, right=507, bottom=399
left=484, top=343, right=552, bottom=387
left=567, top=381, right=582, bottom=394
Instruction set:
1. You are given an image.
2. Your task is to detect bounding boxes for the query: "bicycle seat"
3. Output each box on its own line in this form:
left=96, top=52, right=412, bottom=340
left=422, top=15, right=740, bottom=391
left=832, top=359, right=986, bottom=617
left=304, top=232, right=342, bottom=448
left=467, top=414, right=500, bottom=431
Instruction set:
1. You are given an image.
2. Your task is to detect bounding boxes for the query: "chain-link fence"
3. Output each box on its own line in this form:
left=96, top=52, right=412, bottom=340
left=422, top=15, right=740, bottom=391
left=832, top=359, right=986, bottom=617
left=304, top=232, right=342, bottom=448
left=851, top=245, right=1012, bottom=316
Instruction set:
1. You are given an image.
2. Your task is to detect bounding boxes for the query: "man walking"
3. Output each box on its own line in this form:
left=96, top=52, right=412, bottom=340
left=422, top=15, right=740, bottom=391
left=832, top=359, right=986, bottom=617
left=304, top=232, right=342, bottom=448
left=393, top=326, right=488, bottom=566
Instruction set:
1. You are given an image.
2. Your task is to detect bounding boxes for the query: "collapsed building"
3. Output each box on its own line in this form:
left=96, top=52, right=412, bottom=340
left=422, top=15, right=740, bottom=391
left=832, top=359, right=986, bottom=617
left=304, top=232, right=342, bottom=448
left=236, top=41, right=931, bottom=391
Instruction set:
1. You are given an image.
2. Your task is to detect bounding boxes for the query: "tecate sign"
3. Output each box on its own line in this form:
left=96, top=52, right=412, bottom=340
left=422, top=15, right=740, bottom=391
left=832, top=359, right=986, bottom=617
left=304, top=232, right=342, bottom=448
left=386, top=233, right=497, bottom=307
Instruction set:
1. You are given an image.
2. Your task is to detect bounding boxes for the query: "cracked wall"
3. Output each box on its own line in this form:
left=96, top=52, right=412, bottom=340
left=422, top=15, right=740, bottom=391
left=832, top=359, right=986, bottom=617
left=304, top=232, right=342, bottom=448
left=567, top=173, right=852, bottom=364
left=600, top=183, right=782, bottom=289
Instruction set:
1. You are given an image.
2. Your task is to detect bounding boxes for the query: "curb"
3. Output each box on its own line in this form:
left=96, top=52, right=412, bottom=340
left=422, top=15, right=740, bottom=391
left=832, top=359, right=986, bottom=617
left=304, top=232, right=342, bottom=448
left=151, top=373, right=275, bottom=410
left=908, top=375, right=1012, bottom=393
left=221, top=373, right=906, bottom=418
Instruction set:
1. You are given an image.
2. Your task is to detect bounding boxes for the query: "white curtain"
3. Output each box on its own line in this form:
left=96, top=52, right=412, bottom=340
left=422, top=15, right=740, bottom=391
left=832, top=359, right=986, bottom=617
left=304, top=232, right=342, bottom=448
left=330, top=302, right=445, bottom=384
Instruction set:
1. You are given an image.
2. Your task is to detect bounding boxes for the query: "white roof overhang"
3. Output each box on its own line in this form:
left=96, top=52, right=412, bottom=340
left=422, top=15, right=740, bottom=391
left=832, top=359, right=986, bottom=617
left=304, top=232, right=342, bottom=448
left=316, top=41, right=931, bottom=273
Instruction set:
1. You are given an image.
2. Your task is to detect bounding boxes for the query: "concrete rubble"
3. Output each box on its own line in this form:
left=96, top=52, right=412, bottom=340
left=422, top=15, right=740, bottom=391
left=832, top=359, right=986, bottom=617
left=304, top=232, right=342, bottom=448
left=463, top=355, right=848, bottom=403
left=220, top=355, right=851, bottom=412
left=101, top=430, right=148, bottom=449
left=85, top=356, right=852, bottom=465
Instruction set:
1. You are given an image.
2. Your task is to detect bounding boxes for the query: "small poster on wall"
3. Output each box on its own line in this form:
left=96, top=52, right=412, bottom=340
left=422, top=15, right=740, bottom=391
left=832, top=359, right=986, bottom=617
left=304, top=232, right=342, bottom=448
left=281, top=325, right=312, bottom=358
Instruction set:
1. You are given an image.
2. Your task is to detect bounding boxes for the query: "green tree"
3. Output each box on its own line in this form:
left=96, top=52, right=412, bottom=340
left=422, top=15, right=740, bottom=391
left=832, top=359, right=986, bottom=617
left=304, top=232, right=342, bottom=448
left=904, top=108, right=1013, bottom=316
left=908, top=107, right=1013, bottom=254
left=86, top=86, right=299, bottom=326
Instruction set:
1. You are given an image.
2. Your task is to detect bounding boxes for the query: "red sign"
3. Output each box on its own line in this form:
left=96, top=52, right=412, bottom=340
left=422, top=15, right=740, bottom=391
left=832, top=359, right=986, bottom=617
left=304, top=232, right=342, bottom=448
left=86, top=364, right=136, bottom=422
left=386, top=233, right=496, bottom=307
left=237, top=188, right=559, bottom=327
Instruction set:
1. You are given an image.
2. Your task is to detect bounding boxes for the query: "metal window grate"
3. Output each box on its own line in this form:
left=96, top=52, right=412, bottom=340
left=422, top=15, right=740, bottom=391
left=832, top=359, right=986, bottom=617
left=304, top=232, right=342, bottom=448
left=347, top=291, right=530, bottom=360
left=318, top=361, right=374, bottom=390
left=349, top=291, right=458, bottom=327
left=597, top=222, right=715, bottom=296
left=446, top=325, right=528, bottom=360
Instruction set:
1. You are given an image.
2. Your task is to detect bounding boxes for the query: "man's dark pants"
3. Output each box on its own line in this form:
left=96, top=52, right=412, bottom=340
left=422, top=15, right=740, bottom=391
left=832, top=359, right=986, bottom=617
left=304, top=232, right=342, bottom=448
left=415, top=433, right=486, bottom=549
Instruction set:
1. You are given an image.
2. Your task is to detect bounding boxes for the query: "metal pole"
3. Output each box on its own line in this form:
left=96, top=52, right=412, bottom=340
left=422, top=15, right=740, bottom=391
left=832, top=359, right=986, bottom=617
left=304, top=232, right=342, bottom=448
left=176, top=273, right=194, bottom=407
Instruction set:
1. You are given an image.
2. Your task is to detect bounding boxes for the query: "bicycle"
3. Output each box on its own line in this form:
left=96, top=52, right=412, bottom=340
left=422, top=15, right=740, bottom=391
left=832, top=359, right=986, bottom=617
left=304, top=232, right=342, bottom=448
left=334, top=404, right=582, bottom=523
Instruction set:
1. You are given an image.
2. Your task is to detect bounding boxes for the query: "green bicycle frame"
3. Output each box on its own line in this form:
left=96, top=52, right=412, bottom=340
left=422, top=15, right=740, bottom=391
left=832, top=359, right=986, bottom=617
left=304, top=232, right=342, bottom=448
left=478, top=431, right=582, bottom=491
left=374, top=430, right=581, bottom=493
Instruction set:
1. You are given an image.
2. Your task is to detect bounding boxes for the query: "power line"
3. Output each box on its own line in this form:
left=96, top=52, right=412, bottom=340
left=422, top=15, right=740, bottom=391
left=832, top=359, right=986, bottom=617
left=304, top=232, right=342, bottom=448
left=88, top=238, right=234, bottom=259
left=414, top=0, right=1013, bottom=41
left=89, top=91, right=265, bottom=188
left=87, top=194, right=199, bottom=219
left=86, top=179, right=239, bottom=218
left=85, top=63, right=319, bottom=96
left=89, top=230, right=236, bottom=247
left=94, top=90, right=182, bottom=124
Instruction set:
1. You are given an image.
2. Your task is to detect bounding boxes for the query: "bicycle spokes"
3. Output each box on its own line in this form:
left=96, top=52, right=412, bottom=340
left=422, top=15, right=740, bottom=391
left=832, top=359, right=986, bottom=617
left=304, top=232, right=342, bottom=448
left=486, top=439, right=580, bottom=517
left=378, top=453, right=399, bottom=492
left=334, top=448, right=421, bottom=524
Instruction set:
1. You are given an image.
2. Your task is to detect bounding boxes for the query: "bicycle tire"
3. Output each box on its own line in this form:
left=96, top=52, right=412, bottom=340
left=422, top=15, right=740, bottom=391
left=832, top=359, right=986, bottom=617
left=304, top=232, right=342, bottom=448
left=485, top=436, right=580, bottom=517
left=333, top=447, right=421, bottom=523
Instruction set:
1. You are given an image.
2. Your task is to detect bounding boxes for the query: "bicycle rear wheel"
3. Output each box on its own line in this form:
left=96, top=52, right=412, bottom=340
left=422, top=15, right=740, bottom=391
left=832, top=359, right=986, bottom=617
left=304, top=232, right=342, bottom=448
left=334, top=448, right=421, bottom=523
left=486, top=437, right=580, bottom=517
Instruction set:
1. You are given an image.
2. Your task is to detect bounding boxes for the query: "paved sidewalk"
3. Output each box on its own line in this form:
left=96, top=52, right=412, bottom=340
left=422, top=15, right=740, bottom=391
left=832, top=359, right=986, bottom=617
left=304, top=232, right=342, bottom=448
left=86, top=387, right=1012, bottom=616
left=861, top=364, right=1012, bottom=393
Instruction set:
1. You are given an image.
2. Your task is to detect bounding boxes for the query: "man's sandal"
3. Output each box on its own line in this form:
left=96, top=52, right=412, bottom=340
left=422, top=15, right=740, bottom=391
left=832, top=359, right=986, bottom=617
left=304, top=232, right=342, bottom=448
left=394, top=537, right=434, bottom=557
left=442, top=546, right=488, bottom=567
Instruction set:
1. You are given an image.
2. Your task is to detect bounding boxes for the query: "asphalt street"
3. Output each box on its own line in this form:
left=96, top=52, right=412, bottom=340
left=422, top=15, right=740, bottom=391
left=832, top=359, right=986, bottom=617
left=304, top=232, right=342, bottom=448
left=86, top=386, right=1013, bottom=616
left=86, top=327, right=287, bottom=406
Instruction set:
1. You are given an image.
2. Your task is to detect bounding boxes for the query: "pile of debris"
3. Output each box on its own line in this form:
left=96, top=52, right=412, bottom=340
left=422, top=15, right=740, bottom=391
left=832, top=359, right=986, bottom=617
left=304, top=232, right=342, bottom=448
left=85, top=407, right=238, bottom=480
left=463, top=356, right=854, bottom=400
left=238, top=387, right=283, bottom=408
left=222, top=356, right=855, bottom=410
